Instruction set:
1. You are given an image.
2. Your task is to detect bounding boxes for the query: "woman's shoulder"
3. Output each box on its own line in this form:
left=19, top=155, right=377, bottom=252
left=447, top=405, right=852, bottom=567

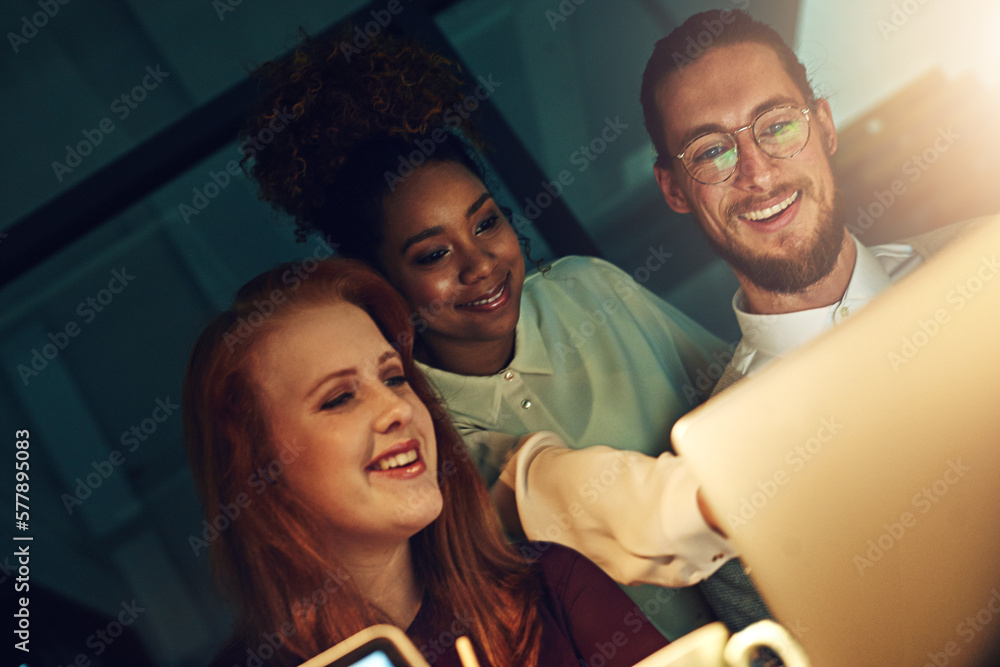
left=523, top=541, right=600, bottom=589
left=524, top=255, right=634, bottom=296
left=524, top=540, right=579, bottom=564
left=537, top=254, right=626, bottom=277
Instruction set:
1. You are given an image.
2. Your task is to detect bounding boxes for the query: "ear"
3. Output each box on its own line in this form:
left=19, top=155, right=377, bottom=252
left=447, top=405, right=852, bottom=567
left=812, top=98, right=837, bottom=156
left=654, top=161, right=692, bottom=214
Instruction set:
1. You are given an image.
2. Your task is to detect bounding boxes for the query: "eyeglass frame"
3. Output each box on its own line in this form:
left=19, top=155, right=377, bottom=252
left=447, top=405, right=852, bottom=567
left=672, top=105, right=813, bottom=185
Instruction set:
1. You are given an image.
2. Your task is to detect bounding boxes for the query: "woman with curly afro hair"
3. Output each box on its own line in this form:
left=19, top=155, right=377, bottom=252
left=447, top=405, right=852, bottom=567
left=236, top=25, right=737, bottom=647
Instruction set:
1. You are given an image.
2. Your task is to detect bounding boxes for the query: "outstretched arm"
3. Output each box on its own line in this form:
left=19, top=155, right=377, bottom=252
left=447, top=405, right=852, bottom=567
left=496, top=432, right=736, bottom=587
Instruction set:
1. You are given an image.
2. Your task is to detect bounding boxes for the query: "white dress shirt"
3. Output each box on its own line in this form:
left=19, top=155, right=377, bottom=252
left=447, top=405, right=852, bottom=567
left=730, top=236, right=922, bottom=376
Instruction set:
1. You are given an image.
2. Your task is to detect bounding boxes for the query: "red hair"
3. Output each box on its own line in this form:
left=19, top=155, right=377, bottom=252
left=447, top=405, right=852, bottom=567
left=183, top=258, right=541, bottom=665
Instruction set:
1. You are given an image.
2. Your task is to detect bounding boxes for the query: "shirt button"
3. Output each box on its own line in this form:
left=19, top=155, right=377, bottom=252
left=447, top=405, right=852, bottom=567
left=504, top=370, right=515, bottom=381
left=520, top=399, right=532, bottom=409
left=839, top=306, right=850, bottom=318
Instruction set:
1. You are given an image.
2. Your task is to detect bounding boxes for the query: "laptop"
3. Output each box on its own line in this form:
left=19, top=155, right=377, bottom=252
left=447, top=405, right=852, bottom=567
left=673, top=216, right=1000, bottom=666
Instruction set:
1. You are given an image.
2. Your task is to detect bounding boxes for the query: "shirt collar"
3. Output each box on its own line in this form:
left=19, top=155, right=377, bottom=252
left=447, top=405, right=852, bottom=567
left=415, top=295, right=554, bottom=424
left=509, top=288, right=555, bottom=375
left=734, top=235, right=894, bottom=358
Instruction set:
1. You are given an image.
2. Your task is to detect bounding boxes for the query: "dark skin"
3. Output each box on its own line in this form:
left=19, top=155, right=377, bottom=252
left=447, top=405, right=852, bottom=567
left=376, top=161, right=527, bottom=377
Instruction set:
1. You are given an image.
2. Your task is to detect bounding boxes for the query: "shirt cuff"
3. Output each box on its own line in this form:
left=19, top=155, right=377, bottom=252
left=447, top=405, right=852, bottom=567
left=662, top=460, right=738, bottom=580
left=515, top=431, right=737, bottom=586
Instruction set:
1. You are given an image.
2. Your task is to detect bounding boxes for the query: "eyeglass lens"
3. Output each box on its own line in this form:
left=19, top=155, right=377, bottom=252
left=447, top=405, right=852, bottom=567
left=684, top=107, right=809, bottom=184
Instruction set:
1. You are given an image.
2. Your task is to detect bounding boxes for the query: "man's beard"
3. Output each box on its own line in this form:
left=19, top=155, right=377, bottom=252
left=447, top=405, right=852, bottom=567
left=701, top=184, right=845, bottom=294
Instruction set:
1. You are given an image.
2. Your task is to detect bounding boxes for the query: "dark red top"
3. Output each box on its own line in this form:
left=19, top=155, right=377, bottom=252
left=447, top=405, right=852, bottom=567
left=209, top=543, right=669, bottom=666
left=407, top=542, right=669, bottom=666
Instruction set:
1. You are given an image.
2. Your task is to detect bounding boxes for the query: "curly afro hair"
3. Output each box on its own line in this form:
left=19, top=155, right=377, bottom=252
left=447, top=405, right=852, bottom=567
left=240, top=28, right=488, bottom=266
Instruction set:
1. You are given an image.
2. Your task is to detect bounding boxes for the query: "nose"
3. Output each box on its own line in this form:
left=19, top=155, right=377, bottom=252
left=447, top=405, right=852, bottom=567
left=373, top=383, right=414, bottom=434
left=731, top=131, right=780, bottom=192
left=458, top=242, right=496, bottom=285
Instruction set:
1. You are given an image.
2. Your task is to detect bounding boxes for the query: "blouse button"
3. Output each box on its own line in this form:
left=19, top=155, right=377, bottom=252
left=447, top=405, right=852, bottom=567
left=504, top=370, right=515, bottom=381
left=520, top=399, right=532, bottom=409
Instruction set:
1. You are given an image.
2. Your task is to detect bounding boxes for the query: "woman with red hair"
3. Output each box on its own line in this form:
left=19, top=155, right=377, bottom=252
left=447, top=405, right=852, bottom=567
left=183, top=258, right=668, bottom=666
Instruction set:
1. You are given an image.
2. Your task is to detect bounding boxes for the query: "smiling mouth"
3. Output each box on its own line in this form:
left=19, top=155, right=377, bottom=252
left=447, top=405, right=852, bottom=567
left=368, top=441, right=422, bottom=472
left=372, top=449, right=419, bottom=471
left=459, top=277, right=507, bottom=307
left=740, top=191, right=799, bottom=222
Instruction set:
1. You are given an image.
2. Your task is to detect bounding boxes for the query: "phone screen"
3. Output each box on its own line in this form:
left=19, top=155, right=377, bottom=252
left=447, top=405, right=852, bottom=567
left=320, top=638, right=417, bottom=667
left=350, top=651, right=395, bottom=667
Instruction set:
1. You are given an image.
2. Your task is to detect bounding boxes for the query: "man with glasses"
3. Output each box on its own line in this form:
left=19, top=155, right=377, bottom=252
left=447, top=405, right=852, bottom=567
left=641, top=8, right=967, bottom=390
left=497, top=8, right=974, bottom=647
left=639, top=9, right=973, bottom=634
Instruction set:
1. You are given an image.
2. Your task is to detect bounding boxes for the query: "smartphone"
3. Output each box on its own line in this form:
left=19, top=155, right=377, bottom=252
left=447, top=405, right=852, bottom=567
left=297, top=625, right=432, bottom=667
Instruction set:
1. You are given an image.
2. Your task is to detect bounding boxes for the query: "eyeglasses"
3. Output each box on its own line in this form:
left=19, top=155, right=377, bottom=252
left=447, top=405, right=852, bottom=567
left=673, top=106, right=812, bottom=185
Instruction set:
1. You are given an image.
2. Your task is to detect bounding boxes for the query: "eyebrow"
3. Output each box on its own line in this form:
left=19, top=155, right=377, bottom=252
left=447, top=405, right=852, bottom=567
left=398, top=192, right=493, bottom=256
left=466, top=192, right=491, bottom=218
left=678, top=96, right=803, bottom=152
left=304, top=349, right=402, bottom=399
left=400, top=226, right=445, bottom=256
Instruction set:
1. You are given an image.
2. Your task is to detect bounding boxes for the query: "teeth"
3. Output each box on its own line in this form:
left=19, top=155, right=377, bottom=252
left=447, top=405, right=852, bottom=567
left=376, top=449, right=418, bottom=471
left=463, top=282, right=505, bottom=307
left=742, top=191, right=799, bottom=221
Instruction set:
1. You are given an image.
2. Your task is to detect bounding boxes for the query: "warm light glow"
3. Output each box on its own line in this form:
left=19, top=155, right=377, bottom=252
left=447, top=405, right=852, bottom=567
left=798, top=0, right=1000, bottom=126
